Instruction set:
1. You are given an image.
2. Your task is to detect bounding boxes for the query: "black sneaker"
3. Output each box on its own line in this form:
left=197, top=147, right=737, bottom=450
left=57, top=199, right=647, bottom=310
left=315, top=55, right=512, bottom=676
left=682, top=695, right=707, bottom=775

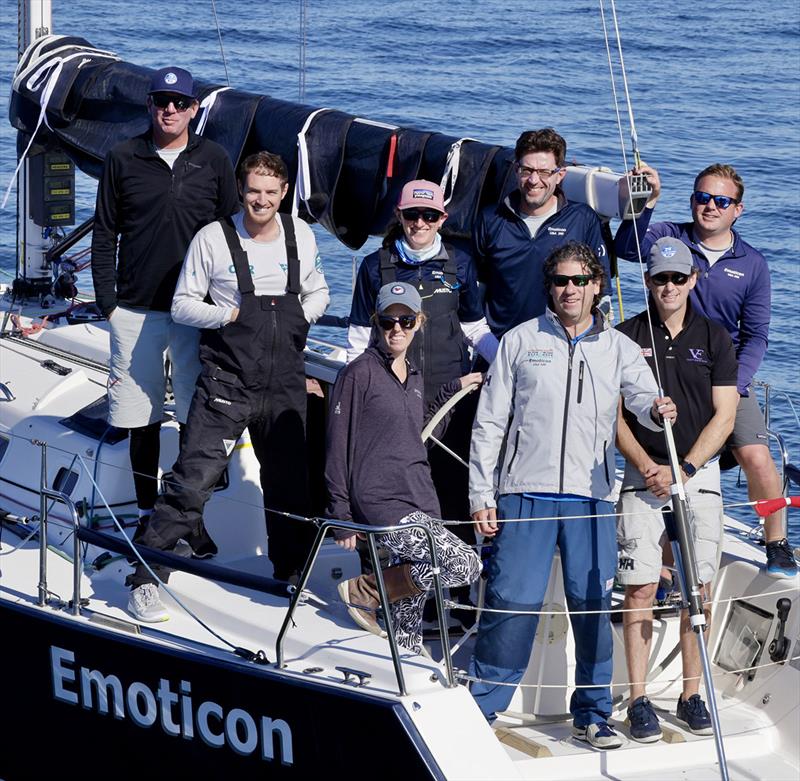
left=766, top=538, right=798, bottom=579
left=188, top=526, right=218, bottom=560
left=676, top=694, right=713, bottom=735
left=627, top=696, right=662, bottom=743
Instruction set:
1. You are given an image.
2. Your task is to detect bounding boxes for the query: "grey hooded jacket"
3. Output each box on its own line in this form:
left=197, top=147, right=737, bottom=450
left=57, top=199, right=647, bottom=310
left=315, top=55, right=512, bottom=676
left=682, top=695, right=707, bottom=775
left=469, top=308, right=661, bottom=512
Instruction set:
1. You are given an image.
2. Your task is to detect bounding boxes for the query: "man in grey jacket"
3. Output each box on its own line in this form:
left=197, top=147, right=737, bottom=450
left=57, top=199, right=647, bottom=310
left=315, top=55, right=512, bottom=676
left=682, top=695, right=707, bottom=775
left=468, top=241, right=676, bottom=750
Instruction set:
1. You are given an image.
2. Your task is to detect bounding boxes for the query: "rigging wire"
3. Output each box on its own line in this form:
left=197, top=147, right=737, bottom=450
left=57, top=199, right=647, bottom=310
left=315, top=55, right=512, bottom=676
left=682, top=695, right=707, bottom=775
left=599, top=0, right=664, bottom=394
left=298, top=0, right=308, bottom=102
left=600, top=4, right=730, bottom=778
left=210, top=0, right=230, bottom=86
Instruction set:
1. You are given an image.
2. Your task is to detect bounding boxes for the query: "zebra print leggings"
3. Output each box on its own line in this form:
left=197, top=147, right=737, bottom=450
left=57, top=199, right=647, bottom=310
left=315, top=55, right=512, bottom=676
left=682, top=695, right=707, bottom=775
left=377, top=511, right=482, bottom=653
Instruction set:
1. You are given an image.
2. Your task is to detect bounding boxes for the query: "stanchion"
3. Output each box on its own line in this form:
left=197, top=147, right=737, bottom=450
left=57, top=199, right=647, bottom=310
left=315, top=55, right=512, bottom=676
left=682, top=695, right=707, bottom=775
left=661, top=419, right=729, bottom=781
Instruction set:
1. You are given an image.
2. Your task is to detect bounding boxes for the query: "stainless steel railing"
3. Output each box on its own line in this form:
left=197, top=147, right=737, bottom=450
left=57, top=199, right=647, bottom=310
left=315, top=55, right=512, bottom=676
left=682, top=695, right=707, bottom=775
left=277, top=518, right=457, bottom=696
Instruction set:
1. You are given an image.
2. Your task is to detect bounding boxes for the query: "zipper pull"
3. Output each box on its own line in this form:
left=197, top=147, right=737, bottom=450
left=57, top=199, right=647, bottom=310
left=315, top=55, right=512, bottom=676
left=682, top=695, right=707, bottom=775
left=577, top=360, right=585, bottom=404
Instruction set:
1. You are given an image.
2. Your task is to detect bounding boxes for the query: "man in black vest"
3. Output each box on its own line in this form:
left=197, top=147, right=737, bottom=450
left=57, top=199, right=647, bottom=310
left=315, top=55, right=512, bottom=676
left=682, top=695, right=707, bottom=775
left=126, top=151, right=329, bottom=622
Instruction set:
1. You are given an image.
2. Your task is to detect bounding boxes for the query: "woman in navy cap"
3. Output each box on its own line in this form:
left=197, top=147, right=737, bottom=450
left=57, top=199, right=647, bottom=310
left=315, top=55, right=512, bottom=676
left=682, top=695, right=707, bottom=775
left=325, top=282, right=482, bottom=653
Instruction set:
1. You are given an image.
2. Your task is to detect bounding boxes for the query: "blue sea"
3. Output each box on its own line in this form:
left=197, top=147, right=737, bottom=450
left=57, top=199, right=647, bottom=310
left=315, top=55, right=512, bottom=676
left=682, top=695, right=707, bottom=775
left=0, top=0, right=798, bottom=542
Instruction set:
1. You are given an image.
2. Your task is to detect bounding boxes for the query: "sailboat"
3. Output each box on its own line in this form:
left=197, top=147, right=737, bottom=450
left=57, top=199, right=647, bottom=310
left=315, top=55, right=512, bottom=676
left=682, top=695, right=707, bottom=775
left=1, top=2, right=799, bottom=778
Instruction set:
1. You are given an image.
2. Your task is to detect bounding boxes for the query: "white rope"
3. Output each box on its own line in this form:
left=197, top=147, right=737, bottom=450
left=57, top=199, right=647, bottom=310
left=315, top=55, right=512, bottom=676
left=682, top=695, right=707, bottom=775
left=461, top=653, right=800, bottom=690
left=3, top=427, right=786, bottom=525
left=443, top=583, right=798, bottom=617
left=2, top=46, right=118, bottom=210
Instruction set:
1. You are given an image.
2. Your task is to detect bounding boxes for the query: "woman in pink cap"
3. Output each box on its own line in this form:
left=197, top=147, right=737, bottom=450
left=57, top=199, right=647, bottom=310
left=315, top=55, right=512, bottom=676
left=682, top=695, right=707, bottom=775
left=345, top=179, right=497, bottom=632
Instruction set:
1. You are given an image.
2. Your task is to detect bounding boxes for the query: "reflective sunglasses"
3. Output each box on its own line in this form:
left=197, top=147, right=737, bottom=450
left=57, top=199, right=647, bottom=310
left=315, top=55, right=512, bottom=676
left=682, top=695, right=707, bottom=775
left=516, top=164, right=563, bottom=180
left=692, top=190, right=739, bottom=209
left=150, top=93, right=194, bottom=111
left=378, top=314, right=417, bottom=330
left=650, top=272, right=690, bottom=286
left=400, top=208, right=442, bottom=223
left=551, top=274, right=595, bottom=287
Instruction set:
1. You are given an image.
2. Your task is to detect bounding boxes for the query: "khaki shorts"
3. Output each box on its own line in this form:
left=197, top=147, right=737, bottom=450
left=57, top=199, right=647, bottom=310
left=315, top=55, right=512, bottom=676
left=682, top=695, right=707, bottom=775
left=107, top=306, right=200, bottom=428
left=616, top=459, right=723, bottom=586
left=728, top=392, right=769, bottom=448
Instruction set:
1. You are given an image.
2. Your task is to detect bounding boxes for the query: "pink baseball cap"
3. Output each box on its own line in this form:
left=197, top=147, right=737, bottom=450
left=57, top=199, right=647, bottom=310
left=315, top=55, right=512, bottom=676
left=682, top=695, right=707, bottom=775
left=397, top=180, right=446, bottom=213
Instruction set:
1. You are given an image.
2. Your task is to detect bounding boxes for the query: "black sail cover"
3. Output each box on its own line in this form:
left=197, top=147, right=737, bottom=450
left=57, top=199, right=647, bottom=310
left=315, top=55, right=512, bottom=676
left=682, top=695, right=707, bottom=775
left=10, top=35, right=515, bottom=248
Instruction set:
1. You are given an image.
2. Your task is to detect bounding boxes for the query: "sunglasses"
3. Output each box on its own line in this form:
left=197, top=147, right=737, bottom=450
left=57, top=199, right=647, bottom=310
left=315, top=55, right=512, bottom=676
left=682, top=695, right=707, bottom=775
left=150, top=93, right=194, bottom=111
left=692, top=190, right=739, bottom=210
left=400, top=208, right=442, bottom=223
left=650, top=272, right=690, bottom=286
left=551, top=274, right=595, bottom=287
left=378, top=315, right=417, bottom=331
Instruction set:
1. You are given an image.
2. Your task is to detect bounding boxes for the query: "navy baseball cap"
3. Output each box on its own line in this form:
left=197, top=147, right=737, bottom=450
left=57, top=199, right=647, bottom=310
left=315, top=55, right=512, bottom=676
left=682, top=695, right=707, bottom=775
left=376, top=282, right=422, bottom=314
left=148, top=67, right=196, bottom=99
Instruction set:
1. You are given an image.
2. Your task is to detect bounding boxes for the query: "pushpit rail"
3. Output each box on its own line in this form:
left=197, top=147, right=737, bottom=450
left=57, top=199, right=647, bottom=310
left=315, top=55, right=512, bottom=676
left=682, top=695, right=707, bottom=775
left=28, top=439, right=457, bottom=698
left=277, top=518, right=458, bottom=696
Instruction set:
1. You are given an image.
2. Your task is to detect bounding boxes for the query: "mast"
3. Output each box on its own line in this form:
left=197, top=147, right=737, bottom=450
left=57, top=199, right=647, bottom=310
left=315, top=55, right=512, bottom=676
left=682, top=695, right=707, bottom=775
left=16, top=0, right=54, bottom=294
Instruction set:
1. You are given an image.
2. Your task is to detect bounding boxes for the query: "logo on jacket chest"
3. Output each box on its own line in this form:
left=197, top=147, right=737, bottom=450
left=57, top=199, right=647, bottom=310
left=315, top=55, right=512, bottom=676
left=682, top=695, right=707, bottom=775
left=523, top=348, right=554, bottom=366
left=547, top=226, right=567, bottom=237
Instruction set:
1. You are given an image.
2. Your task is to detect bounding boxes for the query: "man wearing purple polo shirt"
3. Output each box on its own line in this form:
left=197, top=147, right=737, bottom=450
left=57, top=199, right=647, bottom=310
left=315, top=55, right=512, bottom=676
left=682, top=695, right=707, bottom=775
left=615, top=163, right=796, bottom=578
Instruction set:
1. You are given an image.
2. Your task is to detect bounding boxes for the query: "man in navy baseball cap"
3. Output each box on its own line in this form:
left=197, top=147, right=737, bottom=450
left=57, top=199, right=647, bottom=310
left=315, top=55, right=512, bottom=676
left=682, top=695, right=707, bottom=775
left=91, top=59, right=238, bottom=577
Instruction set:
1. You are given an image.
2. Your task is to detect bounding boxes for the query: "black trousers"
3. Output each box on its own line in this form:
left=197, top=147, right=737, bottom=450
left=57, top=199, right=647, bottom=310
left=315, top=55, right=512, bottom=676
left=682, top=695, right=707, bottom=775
left=128, top=373, right=315, bottom=587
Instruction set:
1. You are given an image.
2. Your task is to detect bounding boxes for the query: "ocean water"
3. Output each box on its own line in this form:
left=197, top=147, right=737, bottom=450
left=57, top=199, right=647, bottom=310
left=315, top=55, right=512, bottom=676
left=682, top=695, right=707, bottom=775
left=0, top=0, right=798, bottom=542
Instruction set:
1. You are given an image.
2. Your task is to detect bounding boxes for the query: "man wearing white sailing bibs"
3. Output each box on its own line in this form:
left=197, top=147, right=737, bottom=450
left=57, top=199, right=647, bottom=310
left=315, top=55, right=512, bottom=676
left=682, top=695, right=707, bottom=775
left=468, top=242, right=676, bottom=750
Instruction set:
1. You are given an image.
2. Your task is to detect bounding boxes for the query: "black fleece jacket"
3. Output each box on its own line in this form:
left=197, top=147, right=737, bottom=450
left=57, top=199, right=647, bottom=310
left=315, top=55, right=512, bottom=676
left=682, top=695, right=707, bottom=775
left=325, top=345, right=461, bottom=530
left=91, top=128, right=239, bottom=316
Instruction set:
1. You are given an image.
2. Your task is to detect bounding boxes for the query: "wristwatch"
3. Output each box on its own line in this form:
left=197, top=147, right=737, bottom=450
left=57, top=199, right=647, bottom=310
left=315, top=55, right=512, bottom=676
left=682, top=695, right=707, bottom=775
left=680, top=460, right=697, bottom=477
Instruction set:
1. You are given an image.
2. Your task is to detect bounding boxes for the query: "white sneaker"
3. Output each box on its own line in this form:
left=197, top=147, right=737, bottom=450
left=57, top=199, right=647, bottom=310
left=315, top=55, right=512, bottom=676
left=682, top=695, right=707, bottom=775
left=128, top=583, right=169, bottom=622
left=572, top=722, right=623, bottom=750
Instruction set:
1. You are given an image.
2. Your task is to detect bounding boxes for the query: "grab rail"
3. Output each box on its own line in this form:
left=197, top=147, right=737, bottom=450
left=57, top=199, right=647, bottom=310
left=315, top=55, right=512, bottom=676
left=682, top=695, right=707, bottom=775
left=35, top=440, right=83, bottom=615
left=277, top=518, right=457, bottom=696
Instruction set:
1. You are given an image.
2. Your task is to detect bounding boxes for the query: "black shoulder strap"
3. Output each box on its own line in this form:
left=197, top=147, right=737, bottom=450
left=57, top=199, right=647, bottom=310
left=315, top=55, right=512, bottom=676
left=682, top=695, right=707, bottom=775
left=279, top=213, right=301, bottom=295
left=218, top=217, right=254, bottom=295
left=379, top=247, right=397, bottom=286
left=442, top=243, right=459, bottom=284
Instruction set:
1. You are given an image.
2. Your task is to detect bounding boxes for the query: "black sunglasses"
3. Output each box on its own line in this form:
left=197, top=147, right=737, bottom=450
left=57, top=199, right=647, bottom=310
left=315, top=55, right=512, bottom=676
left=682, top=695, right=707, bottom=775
left=693, top=190, right=739, bottom=210
left=378, top=315, right=417, bottom=331
left=400, top=208, right=442, bottom=224
left=551, top=274, right=595, bottom=287
left=150, top=93, right=194, bottom=111
left=651, top=272, right=690, bottom=286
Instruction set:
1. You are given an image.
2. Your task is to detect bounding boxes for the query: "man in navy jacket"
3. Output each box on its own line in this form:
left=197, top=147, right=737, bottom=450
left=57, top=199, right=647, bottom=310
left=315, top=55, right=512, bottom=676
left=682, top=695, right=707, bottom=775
left=615, top=162, right=796, bottom=578
left=472, top=128, right=610, bottom=338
